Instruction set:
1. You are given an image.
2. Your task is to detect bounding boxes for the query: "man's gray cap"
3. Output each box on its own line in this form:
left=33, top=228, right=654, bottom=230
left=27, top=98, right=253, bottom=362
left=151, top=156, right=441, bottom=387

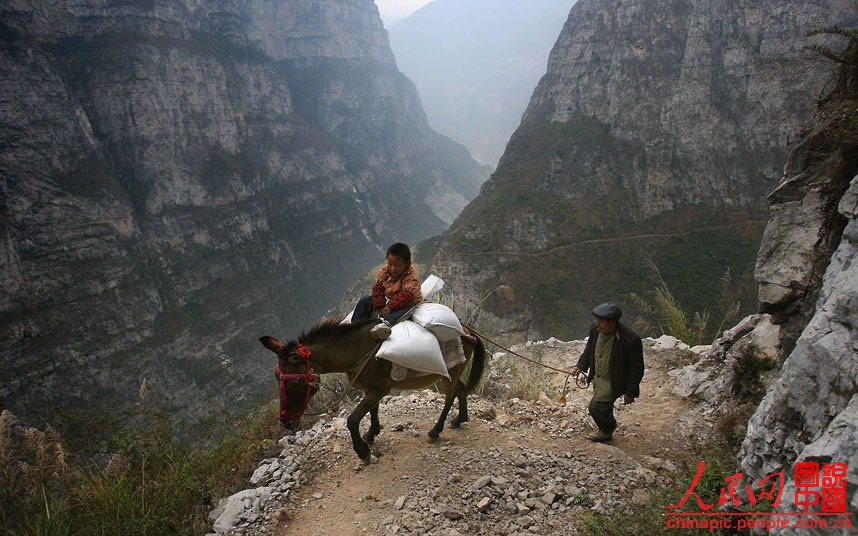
left=592, top=302, right=622, bottom=320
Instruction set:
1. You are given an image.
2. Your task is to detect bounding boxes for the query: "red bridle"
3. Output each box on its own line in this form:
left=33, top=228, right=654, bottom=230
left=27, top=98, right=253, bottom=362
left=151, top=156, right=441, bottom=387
left=274, top=343, right=320, bottom=425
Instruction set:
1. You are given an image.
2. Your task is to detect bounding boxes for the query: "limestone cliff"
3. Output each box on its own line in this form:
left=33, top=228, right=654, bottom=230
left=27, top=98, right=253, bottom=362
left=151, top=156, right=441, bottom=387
left=741, top=171, right=858, bottom=521
left=423, top=0, right=857, bottom=341
left=738, top=26, right=858, bottom=514
left=661, top=27, right=858, bottom=523
left=0, top=0, right=487, bottom=423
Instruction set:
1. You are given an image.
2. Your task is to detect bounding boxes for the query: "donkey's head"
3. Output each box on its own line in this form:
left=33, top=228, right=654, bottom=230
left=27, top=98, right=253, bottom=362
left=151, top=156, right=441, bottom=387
left=259, top=336, right=320, bottom=428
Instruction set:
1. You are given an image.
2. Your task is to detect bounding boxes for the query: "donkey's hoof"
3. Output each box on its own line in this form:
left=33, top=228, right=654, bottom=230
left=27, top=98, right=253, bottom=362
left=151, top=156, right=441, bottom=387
left=427, top=431, right=439, bottom=443
left=451, top=417, right=468, bottom=429
left=360, top=454, right=378, bottom=465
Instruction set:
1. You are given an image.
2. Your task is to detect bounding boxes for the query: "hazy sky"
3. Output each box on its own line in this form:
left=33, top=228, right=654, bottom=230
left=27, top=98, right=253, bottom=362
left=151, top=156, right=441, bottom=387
left=375, top=0, right=433, bottom=26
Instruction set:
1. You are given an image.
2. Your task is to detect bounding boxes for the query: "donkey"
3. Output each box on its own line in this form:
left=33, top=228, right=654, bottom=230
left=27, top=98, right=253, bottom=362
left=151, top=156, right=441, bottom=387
left=260, top=318, right=486, bottom=462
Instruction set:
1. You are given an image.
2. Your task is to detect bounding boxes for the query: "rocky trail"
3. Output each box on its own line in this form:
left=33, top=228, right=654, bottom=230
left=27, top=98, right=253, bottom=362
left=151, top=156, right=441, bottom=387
left=209, top=338, right=704, bottom=536
left=455, top=219, right=766, bottom=258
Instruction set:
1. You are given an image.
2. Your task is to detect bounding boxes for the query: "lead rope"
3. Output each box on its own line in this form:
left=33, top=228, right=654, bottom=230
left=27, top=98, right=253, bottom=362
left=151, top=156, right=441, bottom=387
left=302, top=341, right=382, bottom=417
left=461, top=324, right=589, bottom=404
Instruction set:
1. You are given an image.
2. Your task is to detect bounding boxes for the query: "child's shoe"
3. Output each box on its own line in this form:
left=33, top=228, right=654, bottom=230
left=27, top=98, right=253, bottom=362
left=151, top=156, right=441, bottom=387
left=370, top=322, right=392, bottom=340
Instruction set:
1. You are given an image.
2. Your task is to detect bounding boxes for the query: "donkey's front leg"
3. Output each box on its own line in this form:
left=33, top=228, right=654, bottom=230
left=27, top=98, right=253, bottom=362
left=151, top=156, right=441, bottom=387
left=347, top=393, right=383, bottom=462
left=362, top=403, right=382, bottom=445
left=428, top=380, right=456, bottom=442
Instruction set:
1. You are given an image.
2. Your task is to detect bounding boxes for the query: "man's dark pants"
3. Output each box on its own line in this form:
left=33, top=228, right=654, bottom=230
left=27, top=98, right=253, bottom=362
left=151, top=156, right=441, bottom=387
left=588, top=398, right=617, bottom=434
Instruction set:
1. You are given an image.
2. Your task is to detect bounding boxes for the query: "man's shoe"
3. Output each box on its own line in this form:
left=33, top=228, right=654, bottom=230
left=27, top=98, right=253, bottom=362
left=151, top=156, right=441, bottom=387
left=370, top=323, right=392, bottom=340
left=588, top=431, right=613, bottom=443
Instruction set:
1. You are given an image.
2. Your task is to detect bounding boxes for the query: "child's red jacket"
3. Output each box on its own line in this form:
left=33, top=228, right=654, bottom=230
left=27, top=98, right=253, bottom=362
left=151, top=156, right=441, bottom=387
left=372, top=265, right=423, bottom=311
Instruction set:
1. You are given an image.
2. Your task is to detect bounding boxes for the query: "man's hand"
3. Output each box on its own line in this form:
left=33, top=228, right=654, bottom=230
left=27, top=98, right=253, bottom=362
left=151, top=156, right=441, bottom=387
left=381, top=307, right=391, bottom=317
left=571, top=366, right=581, bottom=376
left=623, top=395, right=635, bottom=405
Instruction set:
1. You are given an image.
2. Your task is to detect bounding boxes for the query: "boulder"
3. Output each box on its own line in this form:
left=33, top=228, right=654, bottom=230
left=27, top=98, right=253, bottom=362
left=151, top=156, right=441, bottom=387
left=672, top=314, right=780, bottom=441
left=212, top=487, right=272, bottom=534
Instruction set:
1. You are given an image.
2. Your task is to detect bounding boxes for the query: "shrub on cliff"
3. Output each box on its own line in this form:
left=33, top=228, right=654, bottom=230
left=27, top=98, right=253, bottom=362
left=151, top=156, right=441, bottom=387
left=629, top=265, right=747, bottom=346
left=1, top=402, right=281, bottom=535
left=806, top=26, right=858, bottom=148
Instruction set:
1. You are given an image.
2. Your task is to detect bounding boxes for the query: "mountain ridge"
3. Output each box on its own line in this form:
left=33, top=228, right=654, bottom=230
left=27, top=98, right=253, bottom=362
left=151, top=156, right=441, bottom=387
left=423, top=0, right=857, bottom=340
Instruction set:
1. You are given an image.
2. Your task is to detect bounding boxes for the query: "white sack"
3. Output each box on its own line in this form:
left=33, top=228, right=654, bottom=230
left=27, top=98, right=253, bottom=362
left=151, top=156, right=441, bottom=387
left=390, top=336, right=466, bottom=381
left=376, top=321, right=448, bottom=378
left=411, top=302, right=465, bottom=342
left=421, top=275, right=445, bottom=300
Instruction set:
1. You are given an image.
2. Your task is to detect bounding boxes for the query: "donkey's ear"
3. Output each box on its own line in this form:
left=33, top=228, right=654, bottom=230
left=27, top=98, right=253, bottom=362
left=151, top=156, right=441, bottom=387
left=259, top=336, right=285, bottom=353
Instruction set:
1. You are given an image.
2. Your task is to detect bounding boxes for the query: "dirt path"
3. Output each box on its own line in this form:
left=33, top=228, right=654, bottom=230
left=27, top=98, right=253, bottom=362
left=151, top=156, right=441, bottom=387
left=224, top=341, right=697, bottom=536
left=455, top=219, right=766, bottom=258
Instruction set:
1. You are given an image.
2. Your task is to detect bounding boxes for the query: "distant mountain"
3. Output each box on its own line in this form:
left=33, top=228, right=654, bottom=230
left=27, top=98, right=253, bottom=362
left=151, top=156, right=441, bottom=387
left=422, top=0, right=858, bottom=341
left=389, top=0, right=575, bottom=167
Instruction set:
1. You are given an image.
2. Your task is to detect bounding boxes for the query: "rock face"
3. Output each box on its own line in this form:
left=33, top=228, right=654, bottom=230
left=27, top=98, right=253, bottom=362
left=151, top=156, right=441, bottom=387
left=736, top=20, right=858, bottom=515
left=670, top=314, right=780, bottom=442
left=423, top=0, right=858, bottom=340
left=0, top=0, right=487, bottom=423
left=755, top=143, right=857, bottom=359
left=739, top=172, right=858, bottom=519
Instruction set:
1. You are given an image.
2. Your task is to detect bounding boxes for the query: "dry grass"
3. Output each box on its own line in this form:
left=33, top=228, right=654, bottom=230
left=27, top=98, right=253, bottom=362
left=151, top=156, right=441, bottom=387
left=630, top=265, right=743, bottom=346
left=1, top=410, right=73, bottom=535
left=0, top=403, right=283, bottom=536
left=479, top=347, right=557, bottom=401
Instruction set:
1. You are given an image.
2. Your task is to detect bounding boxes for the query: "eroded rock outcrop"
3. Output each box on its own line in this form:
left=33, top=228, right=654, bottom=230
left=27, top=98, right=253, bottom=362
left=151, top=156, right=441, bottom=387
left=740, top=173, right=858, bottom=520
left=671, top=314, right=780, bottom=442
left=755, top=143, right=857, bottom=359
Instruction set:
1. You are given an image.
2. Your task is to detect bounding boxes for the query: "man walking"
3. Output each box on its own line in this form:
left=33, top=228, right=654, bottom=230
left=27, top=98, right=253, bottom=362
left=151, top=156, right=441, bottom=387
left=571, top=302, right=644, bottom=443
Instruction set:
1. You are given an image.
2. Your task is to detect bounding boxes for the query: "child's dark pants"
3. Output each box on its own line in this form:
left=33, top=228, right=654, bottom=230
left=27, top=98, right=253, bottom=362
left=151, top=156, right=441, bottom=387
left=352, top=296, right=409, bottom=324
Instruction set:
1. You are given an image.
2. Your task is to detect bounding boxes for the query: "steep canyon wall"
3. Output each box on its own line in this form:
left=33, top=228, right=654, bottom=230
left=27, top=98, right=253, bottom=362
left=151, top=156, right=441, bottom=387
left=0, top=0, right=487, bottom=422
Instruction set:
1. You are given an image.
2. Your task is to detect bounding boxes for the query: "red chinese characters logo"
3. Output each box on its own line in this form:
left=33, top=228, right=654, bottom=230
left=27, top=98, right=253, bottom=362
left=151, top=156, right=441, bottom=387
left=668, top=461, right=848, bottom=513
left=795, top=462, right=848, bottom=513
left=668, top=461, right=784, bottom=510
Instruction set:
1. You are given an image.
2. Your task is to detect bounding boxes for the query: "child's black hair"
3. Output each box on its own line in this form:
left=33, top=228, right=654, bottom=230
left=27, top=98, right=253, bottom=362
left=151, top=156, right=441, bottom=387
left=386, top=242, right=411, bottom=263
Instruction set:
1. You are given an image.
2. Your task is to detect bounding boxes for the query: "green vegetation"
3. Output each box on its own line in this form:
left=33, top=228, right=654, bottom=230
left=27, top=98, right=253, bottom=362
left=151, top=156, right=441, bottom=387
left=429, top=109, right=765, bottom=338
left=454, top=206, right=764, bottom=341
left=731, top=351, right=778, bottom=404
left=629, top=264, right=746, bottom=346
left=805, top=27, right=858, bottom=149
left=0, top=21, right=23, bottom=44
left=61, top=153, right=127, bottom=199
left=454, top=115, right=644, bottom=244
left=1, top=401, right=282, bottom=535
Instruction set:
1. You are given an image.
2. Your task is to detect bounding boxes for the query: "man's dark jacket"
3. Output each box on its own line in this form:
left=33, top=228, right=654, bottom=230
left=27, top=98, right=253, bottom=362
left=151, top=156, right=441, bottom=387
left=576, top=322, right=644, bottom=399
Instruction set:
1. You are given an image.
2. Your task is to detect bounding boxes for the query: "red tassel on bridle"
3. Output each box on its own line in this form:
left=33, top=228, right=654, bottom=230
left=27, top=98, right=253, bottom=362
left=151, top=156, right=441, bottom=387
left=274, top=343, right=320, bottom=424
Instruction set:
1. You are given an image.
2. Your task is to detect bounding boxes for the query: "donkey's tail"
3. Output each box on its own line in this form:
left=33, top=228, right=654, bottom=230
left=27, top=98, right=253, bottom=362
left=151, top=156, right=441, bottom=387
left=463, top=334, right=487, bottom=394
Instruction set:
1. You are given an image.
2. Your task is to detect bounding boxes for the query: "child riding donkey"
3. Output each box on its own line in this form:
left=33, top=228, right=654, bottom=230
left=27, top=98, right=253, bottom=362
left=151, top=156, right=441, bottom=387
left=260, top=241, right=487, bottom=461
left=352, top=243, right=422, bottom=339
